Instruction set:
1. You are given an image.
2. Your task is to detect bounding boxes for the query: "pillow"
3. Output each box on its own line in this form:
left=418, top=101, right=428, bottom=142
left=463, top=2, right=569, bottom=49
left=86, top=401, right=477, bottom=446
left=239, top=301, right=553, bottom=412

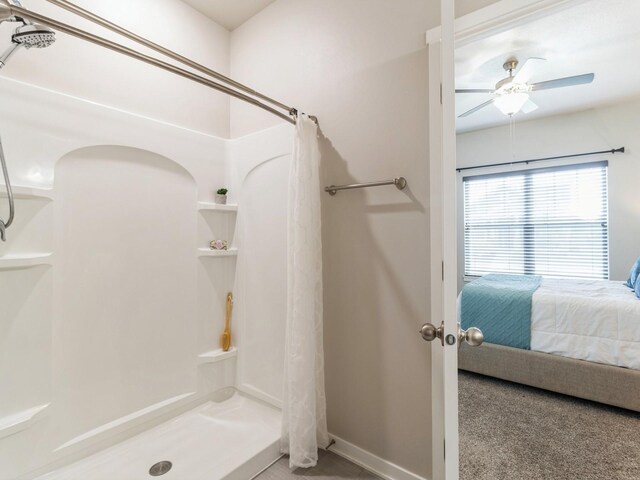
left=635, top=277, right=640, bottom=299
left=626, top=257, right=640, bottom=289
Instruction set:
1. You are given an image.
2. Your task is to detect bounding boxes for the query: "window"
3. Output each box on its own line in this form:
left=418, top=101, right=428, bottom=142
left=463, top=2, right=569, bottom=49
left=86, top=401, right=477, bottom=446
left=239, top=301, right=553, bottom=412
left=463, top=162, right=609, bottom=279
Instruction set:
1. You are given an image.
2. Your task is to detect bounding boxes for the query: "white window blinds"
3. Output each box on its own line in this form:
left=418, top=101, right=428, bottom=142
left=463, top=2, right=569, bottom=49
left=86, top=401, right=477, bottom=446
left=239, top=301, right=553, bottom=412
left=463, top=161, right=609, bottom=279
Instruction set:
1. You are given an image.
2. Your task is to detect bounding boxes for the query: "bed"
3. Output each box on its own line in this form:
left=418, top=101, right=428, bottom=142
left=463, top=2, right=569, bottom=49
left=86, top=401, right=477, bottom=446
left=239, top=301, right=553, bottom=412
left=458, top=274, right=640, bottom=412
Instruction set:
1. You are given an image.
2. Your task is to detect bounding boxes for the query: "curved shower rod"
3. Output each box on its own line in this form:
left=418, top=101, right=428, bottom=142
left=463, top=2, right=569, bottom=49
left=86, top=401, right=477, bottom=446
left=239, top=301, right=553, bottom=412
left=0, top=0, right=315, bottom=125
left=44, top=0, right=292, bottom=113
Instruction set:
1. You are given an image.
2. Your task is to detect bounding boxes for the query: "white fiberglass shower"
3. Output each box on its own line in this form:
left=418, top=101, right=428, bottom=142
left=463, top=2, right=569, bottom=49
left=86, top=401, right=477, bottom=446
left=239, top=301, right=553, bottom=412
left=0, top=1, right=325, bottom=478
left=0, top=76, right=297, bottom=479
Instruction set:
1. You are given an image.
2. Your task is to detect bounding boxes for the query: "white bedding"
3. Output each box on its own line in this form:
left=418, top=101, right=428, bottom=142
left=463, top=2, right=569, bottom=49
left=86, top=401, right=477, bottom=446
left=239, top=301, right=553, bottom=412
left=531, top=278, right=640, bottom=370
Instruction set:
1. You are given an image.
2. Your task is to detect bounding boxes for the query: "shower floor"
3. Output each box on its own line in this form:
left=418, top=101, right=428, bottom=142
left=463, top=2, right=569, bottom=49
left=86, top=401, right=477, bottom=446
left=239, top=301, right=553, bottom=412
left=36, top=392, right=282, bottom=480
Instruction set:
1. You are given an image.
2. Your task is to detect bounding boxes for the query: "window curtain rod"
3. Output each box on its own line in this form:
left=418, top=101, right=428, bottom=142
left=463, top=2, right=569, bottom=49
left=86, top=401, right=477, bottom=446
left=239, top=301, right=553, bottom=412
left=456, top=147, right=625, bottom=173
left=0, top=1, right=314, bottom=125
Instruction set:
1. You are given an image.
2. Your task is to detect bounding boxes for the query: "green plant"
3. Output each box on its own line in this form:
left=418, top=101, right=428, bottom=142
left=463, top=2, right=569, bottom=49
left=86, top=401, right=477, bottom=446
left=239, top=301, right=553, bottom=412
left=217, top=188, right=228, bottom=195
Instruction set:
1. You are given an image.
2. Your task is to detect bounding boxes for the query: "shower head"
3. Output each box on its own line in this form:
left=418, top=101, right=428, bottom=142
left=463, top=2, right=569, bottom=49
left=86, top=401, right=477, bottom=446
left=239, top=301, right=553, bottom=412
left=12, top=23, right=55, bottom=48
left=0, top=22, right=55, bottom=69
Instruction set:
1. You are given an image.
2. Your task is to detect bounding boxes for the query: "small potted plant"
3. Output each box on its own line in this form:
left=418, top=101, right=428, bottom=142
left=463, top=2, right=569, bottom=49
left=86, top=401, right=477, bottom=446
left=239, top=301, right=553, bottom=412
left=215, top=188, right=228, bottom=205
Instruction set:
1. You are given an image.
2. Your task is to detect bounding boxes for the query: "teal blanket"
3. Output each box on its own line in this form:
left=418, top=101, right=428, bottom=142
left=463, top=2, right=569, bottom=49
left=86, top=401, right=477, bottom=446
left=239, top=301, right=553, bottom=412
left=460, top=274, right=542, bottom=349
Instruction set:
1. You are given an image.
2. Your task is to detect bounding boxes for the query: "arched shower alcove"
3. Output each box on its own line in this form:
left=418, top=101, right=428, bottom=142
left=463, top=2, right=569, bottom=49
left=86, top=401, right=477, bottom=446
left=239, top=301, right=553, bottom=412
left=52, top=145, right=199, bottom=447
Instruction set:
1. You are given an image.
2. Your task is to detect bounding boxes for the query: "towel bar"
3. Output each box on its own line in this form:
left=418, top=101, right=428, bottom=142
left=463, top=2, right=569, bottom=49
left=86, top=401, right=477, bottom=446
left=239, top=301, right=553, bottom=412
left=324, top=177, right=407, bottom=196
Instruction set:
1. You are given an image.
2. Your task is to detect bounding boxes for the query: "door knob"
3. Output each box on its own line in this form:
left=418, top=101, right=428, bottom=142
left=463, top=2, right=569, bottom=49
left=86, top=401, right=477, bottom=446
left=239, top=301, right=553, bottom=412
left=420, top=322, right=444, bottom=345
left=459, top=326, right=484, bottom=347
left=420, top=322, right=484, bottom=348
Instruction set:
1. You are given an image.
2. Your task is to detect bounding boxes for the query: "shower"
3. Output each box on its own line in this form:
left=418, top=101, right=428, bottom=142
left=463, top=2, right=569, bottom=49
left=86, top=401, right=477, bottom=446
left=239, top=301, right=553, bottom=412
left=0, top=23, right=56, bottom=68
left=0, top=0, right=56, bottom=69
left=0, top=7, right=56, bottom=240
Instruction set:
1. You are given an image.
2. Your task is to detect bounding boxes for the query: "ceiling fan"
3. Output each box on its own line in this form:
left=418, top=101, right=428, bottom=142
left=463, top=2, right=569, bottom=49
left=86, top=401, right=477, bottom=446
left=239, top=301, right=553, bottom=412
left=456, top=57, right=595, bottom=118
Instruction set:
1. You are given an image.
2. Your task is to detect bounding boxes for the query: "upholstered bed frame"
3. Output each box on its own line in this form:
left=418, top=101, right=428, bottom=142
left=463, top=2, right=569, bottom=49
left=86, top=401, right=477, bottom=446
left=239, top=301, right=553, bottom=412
left=459, top=343, right=640, bottom=412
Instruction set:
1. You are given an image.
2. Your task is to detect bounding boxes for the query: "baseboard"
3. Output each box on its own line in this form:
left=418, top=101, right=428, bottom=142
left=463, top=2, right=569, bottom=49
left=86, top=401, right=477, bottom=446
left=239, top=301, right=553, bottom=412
left=328, top=434, right=427, bottom=480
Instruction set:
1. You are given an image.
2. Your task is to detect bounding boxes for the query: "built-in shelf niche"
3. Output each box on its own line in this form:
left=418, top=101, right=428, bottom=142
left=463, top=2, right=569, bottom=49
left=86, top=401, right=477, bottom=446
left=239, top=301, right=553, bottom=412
left=0, top=253, right=53, bottom=270
left=196, top=198, right=238, bottom=368
left=197, top=347, right=237, bottom=364
left=0, top=185, right=54, bottom=259
left=0, top=188, right=53, bottom=430
left=197, top=201, right=237, bottom=252
left=0, top=403, right=49, bottom=440
left=197, top=201, right=238, bottom=212
left=197, top=247, right=238, bottom=257
left=0, top=185, right=54, bottom=201
left=0, top=264, right=52, bottom=440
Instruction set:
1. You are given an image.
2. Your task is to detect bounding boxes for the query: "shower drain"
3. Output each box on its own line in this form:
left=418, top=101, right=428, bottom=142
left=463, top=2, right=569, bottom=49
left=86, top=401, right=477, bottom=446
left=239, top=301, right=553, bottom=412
left=149, top=461, right=173, bottom=476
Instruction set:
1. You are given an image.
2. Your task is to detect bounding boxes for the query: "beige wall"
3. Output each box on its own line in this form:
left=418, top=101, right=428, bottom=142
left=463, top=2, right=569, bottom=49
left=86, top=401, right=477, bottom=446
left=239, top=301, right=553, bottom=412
left=457, top=98, right=640, bottom=287
left=231, top=1, right=438, bottom=476
left=2, top=0, right=231, bottom=136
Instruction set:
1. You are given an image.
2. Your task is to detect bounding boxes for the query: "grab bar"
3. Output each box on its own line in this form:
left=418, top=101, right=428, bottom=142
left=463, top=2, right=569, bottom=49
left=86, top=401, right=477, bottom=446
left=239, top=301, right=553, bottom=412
left=324, top=177, right=407, bottom=196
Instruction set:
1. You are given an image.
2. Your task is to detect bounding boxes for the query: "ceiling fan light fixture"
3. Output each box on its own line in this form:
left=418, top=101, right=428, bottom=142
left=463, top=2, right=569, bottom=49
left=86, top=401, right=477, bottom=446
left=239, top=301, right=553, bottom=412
left=494, top=92, right=529, bottom=116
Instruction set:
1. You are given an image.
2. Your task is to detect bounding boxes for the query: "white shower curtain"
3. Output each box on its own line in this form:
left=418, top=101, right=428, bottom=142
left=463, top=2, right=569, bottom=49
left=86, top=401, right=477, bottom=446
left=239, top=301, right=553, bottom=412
left=281, top=114, right=329, bottom=468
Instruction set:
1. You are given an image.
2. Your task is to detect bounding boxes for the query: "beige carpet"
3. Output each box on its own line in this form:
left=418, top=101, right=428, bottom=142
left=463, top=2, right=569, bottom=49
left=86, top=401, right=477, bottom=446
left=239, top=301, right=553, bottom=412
left=459, top=371, right=640, bottom=480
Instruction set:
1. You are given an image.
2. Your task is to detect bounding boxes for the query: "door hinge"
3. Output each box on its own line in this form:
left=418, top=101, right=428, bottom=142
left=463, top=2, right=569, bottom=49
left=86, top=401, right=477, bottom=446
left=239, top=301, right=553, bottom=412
left=440, top=83, right=443, bottom=104
left=442, top=261, right=445, bottom=281
left=444, top=438, right=446, bottom=459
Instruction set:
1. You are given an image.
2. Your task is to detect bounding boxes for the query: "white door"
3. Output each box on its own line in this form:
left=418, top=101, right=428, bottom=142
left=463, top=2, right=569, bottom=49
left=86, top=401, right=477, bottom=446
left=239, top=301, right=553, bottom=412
left=424, top=1, right=484, bottom=478
left=425, top=1, right=586, bottom=478
left=424, top=3, right=461, bottom=477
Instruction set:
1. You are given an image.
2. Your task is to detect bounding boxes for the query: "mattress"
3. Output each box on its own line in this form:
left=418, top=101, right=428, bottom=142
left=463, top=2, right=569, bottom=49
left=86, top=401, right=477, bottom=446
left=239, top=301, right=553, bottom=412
left=531, top=278, right=640, bottom=370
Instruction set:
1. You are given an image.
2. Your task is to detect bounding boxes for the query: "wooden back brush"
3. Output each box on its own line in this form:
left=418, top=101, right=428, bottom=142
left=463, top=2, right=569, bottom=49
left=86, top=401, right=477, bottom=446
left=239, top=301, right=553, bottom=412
left=221, top=292, right=233, bottom=351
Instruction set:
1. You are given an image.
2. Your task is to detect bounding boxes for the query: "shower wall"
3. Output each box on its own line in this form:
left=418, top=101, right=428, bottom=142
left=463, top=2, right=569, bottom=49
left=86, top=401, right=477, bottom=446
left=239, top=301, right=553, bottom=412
left=0, top=2, right=295, bottom=476
left=229, top=125, right=293, bottom=407
left=0, top=75, right=290, bottom=478
left=52, top=146, right=199, bottom=452
left=2, top=0, right=231, bottom=137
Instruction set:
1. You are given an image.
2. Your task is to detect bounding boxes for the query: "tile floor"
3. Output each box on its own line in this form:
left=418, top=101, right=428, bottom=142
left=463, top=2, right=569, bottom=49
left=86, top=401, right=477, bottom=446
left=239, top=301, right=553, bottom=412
left=256, top=450, right=381, bottom=479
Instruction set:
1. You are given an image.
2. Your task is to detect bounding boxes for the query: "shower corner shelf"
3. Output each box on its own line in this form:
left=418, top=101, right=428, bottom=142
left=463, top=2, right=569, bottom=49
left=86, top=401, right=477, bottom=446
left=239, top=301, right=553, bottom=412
left=197, top=248, right=238, bottom=258
left=197, top=347, right=237, bottom=364
left=198, top=202, right=238, bottom=212
left=0, top=403, right=50, bottom=440
left=0, top=253, right=53, bottom=270
left=1, top=185, right=54, bottom=200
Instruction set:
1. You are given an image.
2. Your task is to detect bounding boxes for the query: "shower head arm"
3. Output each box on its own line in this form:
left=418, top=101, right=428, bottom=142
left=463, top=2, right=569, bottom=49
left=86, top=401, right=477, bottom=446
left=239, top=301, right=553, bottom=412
left=0, top=12, right=26, bottom=24
left=0, top=1, right=27, bottom=25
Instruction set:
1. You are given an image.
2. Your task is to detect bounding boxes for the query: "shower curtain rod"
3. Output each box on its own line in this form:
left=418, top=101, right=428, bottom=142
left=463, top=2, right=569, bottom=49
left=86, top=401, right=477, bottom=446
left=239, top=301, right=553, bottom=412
left=0, top=1, right=310, bottom=125
left=456, top=147, right=625, bottom=172
left=43, top=0, right=293, bottom=114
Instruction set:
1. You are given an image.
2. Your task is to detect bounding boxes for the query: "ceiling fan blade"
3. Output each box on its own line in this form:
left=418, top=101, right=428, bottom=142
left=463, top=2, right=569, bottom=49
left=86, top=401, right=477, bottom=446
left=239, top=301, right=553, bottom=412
left=458, top=99, right=495, bottom=118
left=455, top=88, right=495, bottom=94
left=514, top=57, right=546, bottom=83
left=521, top=99, right=539, bottom=114
left=531, top=73, right=595, bottom=91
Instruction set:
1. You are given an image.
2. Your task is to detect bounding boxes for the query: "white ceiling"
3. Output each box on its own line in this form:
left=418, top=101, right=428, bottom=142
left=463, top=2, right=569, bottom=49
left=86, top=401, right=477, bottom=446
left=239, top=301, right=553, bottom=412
left=456, top=0, right=640, bottom=132
left=181, top=0, right=276, bottom=31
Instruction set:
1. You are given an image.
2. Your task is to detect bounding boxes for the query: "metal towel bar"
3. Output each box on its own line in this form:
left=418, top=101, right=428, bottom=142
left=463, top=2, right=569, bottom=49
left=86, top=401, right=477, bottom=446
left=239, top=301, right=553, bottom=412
left=324, top=177, right=407, bottom=196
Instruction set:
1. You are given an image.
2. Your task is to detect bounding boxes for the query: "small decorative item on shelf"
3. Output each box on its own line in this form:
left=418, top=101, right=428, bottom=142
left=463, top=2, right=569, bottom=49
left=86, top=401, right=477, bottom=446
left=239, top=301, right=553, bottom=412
left=210, top=239, right=228, bottom=251
left=215, top=188, right=228, bottom=205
